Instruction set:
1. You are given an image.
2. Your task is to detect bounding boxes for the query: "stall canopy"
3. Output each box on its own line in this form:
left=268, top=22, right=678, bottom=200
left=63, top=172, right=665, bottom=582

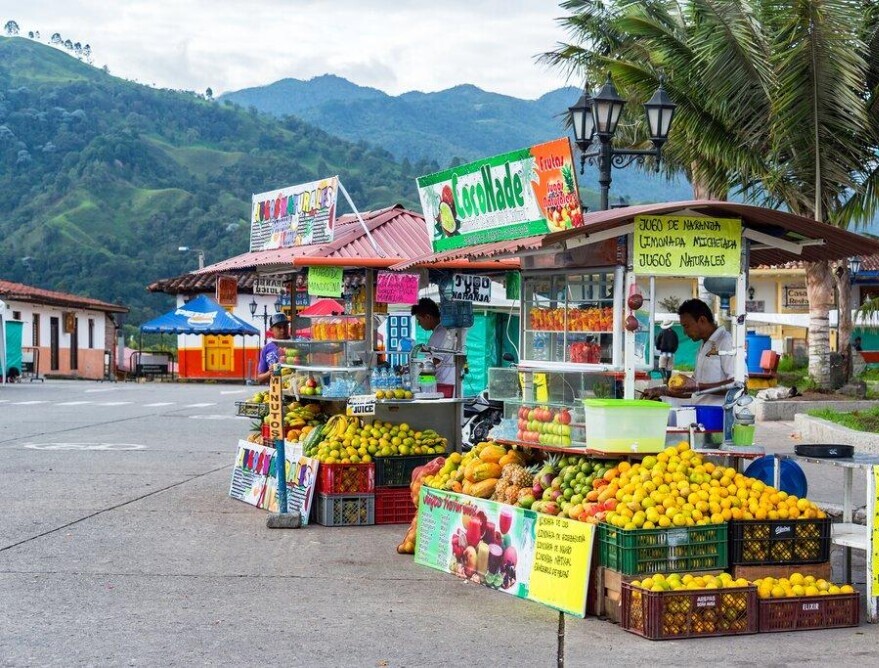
left=298, top=299, right=344, bottom=316
left=391, top=200, right=879, bottom=269
left=141, top=295, right=259, bottom=335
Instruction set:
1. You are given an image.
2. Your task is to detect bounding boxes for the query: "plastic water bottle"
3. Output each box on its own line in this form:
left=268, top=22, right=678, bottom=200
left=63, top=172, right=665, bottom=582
left=533, top=333, right=548, bottom=361
left=370, top=367, right=381, bottom=393
left=380, top=367, right=390, bottom=390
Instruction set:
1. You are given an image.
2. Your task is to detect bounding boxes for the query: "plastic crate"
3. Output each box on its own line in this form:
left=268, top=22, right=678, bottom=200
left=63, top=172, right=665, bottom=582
left=757, top=593, right=860, bottom=632
left=236, top=401, right=268, bottom=418
left=316, top=493, right=375, bottom=526
left=374, top=487, right=416, bottom=524
left=374, top=455, right=435, bottom=487
left=621, top=582, right=758, bottom=640
left=318, top=463, right=375, bottom=495
left=599, top=523, right=728, bottom=575
left=729, top=518, right=831, bottom=566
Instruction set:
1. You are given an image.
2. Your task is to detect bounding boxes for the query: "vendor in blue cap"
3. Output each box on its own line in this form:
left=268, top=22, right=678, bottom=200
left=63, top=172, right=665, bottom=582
left=256, top=312, right=290, bottom=383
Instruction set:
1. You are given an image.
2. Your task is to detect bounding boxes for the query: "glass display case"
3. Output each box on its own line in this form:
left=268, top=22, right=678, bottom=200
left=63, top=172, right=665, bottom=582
left=280, top=363, right=371, bottom=400
left=488, top=366, right=623, bottom=449
left=276, top=339, right=368, bottom=368
left=521, top=270, right=621, bottom=366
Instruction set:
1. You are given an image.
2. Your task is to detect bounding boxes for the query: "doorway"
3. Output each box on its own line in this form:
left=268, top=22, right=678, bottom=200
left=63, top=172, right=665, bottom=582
left=49, top=317, right=59, bottom=370
left=204, top=335, right=234, bottom=372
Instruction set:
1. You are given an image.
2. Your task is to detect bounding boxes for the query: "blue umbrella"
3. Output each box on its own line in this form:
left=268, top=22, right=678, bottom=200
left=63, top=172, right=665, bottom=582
left=141, top=294, right=259, bottom=335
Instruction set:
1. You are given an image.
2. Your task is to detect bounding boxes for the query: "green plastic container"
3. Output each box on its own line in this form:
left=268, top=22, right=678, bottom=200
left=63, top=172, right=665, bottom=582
left=598, top=522, right=729, bottom=575
left=583, top=399, right=670, bottom=453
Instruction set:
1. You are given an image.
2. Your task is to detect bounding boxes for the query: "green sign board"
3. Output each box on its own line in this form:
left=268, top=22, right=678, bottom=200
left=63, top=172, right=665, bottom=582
left=633, top=215, right=742, bottom=277
left=416, top=138, right=583, bottom=252
left=307, top=266, right=343, bottom=297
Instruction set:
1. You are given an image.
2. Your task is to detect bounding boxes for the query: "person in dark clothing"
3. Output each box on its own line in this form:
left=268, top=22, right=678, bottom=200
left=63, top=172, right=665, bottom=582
left=655, top=320, right=679, bottom=382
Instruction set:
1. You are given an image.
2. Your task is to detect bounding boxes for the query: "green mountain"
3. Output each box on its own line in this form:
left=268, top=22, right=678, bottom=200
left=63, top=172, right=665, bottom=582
left=221, top=75, right=694, bottom=206
left=0, top=37, right=425, bottom=326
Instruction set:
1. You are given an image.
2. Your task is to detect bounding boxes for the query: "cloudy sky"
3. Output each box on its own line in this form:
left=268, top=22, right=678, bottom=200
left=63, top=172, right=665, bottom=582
left=4, top=0, right=576, bottom=98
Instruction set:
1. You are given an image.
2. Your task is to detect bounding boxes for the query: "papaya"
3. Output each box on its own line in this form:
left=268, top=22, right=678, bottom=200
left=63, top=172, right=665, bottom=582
left=471, top=462, right=502, bottom=482
left=477, top=444, right=507, bottom=464
left=468, top=478, right=498, bottom=499
left=498, top=450, right=525, bottom=467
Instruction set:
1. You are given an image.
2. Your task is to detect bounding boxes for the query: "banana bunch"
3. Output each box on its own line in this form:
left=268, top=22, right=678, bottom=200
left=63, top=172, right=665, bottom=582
left=322, top=414, right=361, bottom=438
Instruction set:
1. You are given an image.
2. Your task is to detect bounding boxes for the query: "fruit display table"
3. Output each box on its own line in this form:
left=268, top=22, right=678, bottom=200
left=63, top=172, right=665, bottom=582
left=773, top=452, right=879, bottom=623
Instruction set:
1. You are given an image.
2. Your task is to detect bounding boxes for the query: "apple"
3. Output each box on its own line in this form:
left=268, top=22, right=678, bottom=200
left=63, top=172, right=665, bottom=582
left=559, top=409, right=572, bottom=425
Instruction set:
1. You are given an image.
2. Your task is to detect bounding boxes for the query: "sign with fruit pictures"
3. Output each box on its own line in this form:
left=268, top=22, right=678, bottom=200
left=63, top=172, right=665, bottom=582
left=249, top=176, right=339, bottom=251
left=415, top=487, right=594, bottom=617
left=633, top=214, right=742, bottom=277
left=229, top=440, right=275, bottom=508
left=260, top=453, right=320, bottom=524
left=416, top=138, right=582, bottom=252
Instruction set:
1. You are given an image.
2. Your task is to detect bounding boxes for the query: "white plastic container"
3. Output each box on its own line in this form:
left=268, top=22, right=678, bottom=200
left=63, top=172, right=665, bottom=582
left=582, top=399, right=670, bottom=453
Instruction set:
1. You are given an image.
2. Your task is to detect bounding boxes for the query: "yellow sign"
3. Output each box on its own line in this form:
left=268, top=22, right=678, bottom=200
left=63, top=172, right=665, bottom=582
left=872, top=467, right=879, bottom=597
left=268, top=374, right=284, bottom=442
left=528, top=514, right=594, bottom=616
left=634, top=215, right=742, bottom=277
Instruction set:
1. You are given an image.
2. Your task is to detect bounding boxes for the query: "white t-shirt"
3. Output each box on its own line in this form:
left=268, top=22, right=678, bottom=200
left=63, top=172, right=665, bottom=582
left=428, top=324, right=457, bottom=386
left=693, top=327, right=735, bottom=406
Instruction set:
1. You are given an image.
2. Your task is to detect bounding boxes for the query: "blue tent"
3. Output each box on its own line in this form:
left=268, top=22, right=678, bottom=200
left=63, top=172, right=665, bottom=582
left=141, top=295, right=259, bottom=335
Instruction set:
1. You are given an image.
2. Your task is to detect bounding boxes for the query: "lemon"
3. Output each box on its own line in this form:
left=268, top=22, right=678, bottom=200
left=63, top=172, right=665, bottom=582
left=840, top=585, right=855, bottom=594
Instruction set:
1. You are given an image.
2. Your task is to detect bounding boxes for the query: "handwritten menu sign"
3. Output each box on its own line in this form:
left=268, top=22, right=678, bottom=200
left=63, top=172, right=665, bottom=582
left=376, top=271, right=420, bottom=304
left=633, top=215, right=742, bottom=277
left=872, top=467, right=879, bottom=598
left=307, top=266, right=343, bottom=297
left=453, top=274, right=491, bottom=303
left=528, top=514, right=593, bottom=616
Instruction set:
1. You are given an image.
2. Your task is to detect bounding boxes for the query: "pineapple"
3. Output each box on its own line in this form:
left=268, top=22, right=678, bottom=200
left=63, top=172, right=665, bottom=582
left=506, top=464, right=533, bottom=489
left=561, top=162, right=576, bottom=195
left=492, top=478, right=510, bottom=501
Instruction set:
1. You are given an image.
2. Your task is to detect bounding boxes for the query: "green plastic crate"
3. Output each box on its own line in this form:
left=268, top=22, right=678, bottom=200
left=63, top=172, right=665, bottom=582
left=599, top=523, right=728, bottom=575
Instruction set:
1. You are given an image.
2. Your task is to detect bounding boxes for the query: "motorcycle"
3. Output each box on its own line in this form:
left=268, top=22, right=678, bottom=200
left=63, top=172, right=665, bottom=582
left=461, top=389, right=504, bottom=450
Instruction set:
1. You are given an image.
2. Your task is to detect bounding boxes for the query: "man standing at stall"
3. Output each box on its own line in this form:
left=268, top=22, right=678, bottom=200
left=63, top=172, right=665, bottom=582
left=411, top=297, right=459, bottom=398
left=643, top=299, right=734, bottom=406
left=256, top=313, right=290, bottom=384
left=655, top=319, right=679, bottom=382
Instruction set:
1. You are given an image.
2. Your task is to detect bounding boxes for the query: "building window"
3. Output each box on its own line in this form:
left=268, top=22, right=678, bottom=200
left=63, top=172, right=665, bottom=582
left=70, top=317, right=79, bottom=370
left=88, top=319, right=95, bottom=349
left=12, top=311, right=21, bottom=320
left=33, top=313, right=40, bottom=347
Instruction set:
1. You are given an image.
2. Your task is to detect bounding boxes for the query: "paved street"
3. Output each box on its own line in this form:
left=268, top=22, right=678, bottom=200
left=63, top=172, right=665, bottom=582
left=1, top=380, right=878, bottom=666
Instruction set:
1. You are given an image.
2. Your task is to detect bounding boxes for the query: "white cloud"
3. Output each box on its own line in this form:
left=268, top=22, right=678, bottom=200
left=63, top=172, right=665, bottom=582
left=4, top=0, right=574, bottom=97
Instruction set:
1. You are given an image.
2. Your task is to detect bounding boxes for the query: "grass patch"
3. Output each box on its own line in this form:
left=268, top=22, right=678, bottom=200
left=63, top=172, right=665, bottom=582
left=808, top=407, right=879, bottom=433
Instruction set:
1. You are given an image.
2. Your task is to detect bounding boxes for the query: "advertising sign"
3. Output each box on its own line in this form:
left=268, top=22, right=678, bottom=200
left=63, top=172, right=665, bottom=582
left=452, top=274, right=491, bottom=303
left=254, top=278, right=286, bottom=296
left=215, top=275, right=238, bottom=308
left=415, top=487, right=594, bottom=616
left=250, top=176, right=339, bottom=251
left=307, top=266, right=343, bottom=297
left=417, top=138, right=582, bottom=252
left=346, top=394, right=376, bottom=417
left=783, top=285, right=809, bottom=310
left=376, top=271, right=420, bottom=304
left=633, top=215, right=742, bottom=277
left=262, top=453, right=320, bottom=523
left=229, top=440, right=274, bottom=508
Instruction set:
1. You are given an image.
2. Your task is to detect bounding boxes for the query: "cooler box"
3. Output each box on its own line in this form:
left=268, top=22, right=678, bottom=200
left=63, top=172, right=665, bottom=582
left=583, top=399, right=670, bottom=453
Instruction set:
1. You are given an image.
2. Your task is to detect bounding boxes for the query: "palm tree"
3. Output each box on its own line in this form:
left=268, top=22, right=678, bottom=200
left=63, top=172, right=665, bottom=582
left=544, top=0, right=879, bottom=387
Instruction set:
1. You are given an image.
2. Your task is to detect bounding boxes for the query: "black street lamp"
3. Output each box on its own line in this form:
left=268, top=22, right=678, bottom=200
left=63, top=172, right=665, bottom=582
left=569, top=74, right=677, bottom=210
left=248, top=295, right=287, bottom=347
left=849, top=256, right=862, bottom=283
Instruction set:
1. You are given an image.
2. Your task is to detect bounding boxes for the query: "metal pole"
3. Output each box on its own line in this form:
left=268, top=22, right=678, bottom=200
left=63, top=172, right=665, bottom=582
left=557, top=611, right=565, bottom=668
left=598, top=140, right=612, bottom=212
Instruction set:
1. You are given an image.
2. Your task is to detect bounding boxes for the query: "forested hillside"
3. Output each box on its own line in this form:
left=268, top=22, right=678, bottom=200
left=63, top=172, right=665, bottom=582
left=0, top=37, right=425, bottom=323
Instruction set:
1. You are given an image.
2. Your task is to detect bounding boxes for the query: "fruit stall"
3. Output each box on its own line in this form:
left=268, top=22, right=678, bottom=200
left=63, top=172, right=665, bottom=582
left=390, top=154, right=879, bottom=630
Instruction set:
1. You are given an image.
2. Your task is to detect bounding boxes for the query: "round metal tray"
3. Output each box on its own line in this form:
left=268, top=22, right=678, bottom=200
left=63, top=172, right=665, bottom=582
left=794, top=444, right=854, bottom=459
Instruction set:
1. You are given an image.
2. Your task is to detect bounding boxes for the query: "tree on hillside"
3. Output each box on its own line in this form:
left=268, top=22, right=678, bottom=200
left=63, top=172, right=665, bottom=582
left=50, top=33, right=61, bottom=44
left=63, top=39, right=72, bottom=50
left=27, top=31, right=33, bottom=39
left=205, top=87, right=213, bottom=100
left=34, top=30, right=39, bottom=40
left=544, top=0, right=879, bottom=388
left=4, top=20, right=19, bottom=35
left=73, top=42, right=82, bottom=58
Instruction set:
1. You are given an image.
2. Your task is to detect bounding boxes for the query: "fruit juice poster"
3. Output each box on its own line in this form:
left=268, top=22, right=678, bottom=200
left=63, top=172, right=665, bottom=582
left=375, top=271, right=419, bottom=304
left=261, top=454, right=320, bottom=524
left=416, top=138, right=582, bottom=252
left=415, top=487, right=594, bottom=617
left=249, top=176, right=339, bottom=251
left=229, top=440, right=274, bottom=508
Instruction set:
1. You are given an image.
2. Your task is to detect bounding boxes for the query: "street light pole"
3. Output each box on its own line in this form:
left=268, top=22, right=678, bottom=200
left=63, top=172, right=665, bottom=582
left=178, top=246, right=206, bottom=270
left=568, top=74, right=677, bottom=210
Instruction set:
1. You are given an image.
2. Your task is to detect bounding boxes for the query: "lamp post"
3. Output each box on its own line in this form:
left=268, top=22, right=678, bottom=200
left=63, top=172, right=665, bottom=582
left=568, top=74, right=677, bottom=210
left=178, top=246, right=206, bottom=270
left=849, top=256, right=862, bottom=283
left=249, top=296, right=284, bottom=347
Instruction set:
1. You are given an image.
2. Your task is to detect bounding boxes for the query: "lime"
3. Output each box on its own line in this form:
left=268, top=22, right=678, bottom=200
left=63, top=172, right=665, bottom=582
left=439, top=201, right=457, bottom=235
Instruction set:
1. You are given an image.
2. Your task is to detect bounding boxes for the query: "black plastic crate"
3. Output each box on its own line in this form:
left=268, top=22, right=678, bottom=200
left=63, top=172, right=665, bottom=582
left=729, top=518, right=831, bottom=566
left=374, top=455, right=435, bottom=487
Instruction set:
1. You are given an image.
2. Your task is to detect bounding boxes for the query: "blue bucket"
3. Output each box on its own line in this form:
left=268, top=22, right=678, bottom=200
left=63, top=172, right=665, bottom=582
left=744, top=456, right=808, bottom=498
left=685, top=405, right=724, bottom=431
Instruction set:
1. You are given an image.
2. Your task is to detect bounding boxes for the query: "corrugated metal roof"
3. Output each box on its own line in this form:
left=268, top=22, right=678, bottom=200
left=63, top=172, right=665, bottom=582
left=394, top=200, right=879, bottom=269
left=147, top=272, right=258, bottom=295
left=193, top=205, right=432, bottom=274
left=0, top=279, right=128, bottom=313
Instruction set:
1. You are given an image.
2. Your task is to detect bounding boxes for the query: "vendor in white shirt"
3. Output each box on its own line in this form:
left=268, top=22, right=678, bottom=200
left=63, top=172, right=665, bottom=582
left=642, top=299, right=734, bottom=406
left=411, top=297, right=458, bottom=398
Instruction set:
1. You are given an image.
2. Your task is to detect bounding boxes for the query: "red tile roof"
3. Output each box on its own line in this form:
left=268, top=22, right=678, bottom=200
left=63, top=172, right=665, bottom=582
left=194, top=205, right=432, bottom=274
left=0, top=279, right=128, bottom=313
